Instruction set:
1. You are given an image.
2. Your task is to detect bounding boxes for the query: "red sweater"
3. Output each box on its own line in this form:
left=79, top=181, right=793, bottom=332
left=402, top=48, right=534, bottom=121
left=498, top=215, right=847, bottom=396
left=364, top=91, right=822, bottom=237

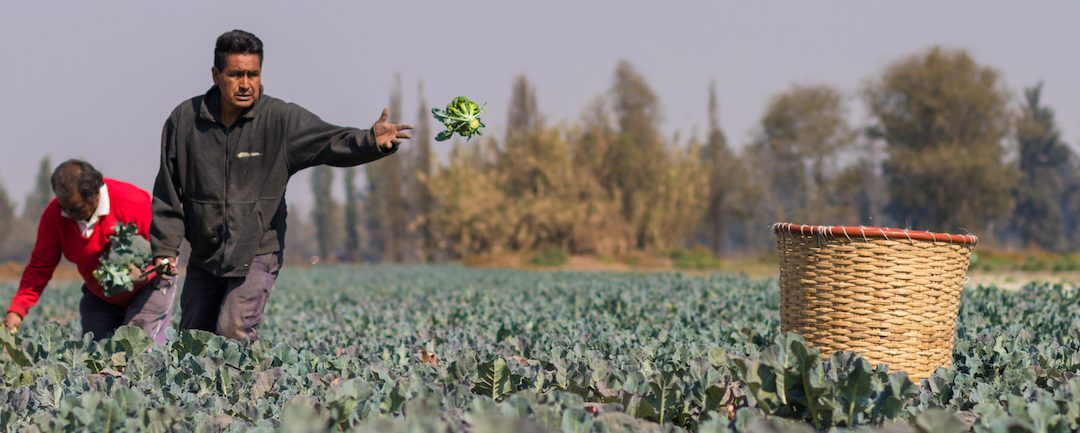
left=7, top=179, right=153, bottom=318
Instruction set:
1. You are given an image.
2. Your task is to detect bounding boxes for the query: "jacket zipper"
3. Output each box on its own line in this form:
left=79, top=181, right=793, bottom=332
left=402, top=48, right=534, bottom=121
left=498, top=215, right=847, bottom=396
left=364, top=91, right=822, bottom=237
left=222, top=123, right=232, bottom=274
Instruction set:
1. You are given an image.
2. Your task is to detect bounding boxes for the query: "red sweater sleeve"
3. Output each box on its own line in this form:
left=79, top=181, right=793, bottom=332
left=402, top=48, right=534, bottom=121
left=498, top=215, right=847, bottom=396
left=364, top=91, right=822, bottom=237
left=7, top=204, right=63, bottom=318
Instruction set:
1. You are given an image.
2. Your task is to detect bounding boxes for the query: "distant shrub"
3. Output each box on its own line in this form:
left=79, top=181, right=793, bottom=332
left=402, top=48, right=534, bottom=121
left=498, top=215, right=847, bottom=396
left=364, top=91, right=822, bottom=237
left=670, top=245, right=719, bottom=270
left=529, top=247, right=568, bottom=267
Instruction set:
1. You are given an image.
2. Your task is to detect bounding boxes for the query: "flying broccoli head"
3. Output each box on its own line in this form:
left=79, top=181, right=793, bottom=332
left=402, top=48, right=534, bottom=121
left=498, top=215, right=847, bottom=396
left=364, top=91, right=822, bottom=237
left=432, top=96, right=486, bottom=141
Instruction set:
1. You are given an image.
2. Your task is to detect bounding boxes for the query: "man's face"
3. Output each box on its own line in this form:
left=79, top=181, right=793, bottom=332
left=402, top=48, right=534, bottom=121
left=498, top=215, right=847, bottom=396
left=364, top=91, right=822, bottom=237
left=212, top=53, right=262, bottom=114
left=57, top=189, right=98, bottom=222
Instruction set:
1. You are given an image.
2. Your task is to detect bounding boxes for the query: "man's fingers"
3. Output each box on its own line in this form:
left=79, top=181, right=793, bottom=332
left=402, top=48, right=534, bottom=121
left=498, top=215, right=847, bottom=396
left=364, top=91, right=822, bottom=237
left=396, top=123, right=414, bottom=131
left=396, top=131, right=412, bottom=139
left=155, top=256, right=178, bottom=276
left=391, top=139, right=403, bottom=146
left=378, top=107, right=390, bottom=123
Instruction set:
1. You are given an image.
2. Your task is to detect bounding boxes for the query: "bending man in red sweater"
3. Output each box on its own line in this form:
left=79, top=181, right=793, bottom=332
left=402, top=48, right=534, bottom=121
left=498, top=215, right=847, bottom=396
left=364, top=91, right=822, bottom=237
left=2, top=160, right=176, bottom=343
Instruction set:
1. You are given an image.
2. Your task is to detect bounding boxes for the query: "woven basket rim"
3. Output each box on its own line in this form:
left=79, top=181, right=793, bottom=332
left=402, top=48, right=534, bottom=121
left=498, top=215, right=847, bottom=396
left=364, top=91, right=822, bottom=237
left=772, top=222, right=978, bottom=246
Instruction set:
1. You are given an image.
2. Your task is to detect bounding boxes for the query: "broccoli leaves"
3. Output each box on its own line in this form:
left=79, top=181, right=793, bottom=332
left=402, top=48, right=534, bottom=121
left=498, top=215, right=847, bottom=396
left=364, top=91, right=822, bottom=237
left=91, top=222, right=151, bottom=297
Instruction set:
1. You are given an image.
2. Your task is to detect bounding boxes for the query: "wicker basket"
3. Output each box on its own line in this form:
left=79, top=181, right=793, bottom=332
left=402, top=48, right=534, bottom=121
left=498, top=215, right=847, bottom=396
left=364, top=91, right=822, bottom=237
left=772, top=223, right=977, bottom=381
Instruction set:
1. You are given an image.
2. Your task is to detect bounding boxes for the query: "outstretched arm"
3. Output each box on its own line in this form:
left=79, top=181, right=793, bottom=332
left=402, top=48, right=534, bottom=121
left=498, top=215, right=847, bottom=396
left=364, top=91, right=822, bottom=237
left=5, top=209, right=63, bottom=328
left=285, top=105, right=413, bottom=173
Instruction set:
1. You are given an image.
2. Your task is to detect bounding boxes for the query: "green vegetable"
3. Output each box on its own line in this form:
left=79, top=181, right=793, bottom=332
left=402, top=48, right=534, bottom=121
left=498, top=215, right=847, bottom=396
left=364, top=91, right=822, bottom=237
left=431, top=96, right=486, bottom=141
left=92, top=222, right=152, bottom=297
left=0, top=268, right=1078, bottom=431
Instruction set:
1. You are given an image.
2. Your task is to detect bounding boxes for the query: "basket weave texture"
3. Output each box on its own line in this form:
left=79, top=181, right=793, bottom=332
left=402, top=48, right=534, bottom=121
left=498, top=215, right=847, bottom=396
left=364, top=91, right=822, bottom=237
left=773, top=223, right=976, bottom=380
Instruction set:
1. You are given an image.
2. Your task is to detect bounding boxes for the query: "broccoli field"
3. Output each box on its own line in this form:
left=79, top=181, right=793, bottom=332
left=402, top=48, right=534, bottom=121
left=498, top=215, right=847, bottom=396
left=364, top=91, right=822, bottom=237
left=1, top=266, right=1079, bottom=433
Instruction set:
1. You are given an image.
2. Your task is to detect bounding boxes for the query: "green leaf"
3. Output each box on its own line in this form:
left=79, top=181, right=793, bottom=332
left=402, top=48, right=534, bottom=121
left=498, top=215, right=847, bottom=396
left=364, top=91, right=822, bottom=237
left=473, top=358, right=513, bottom=401
left=830, top=352, right=874, bottom=426
left=622, top=370, right=647, bottom=394
left=172, top=329, right=215, bottom=359
left=111, top=325, right=154, bottom=355
left=380, top=382, right=407, bottom=414
left=914, top=409, right=968, bottom=433
left=0, top=327, right=32, bottom=367
left=875, top=372, right=916, bottom=421
left=436, top=130, right=454, bottom=141
left=500, top=394, right=534, bottom=419
left=464, top=396, right=499, bottom=426
left=560, top=407, right=593, bottom=433
left=644, top=372, right=681, bottom=425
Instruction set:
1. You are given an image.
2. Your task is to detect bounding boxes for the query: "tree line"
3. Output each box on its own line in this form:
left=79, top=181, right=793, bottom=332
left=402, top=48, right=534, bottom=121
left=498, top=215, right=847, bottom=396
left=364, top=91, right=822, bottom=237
left=1, top=46, right=1076, bottom=265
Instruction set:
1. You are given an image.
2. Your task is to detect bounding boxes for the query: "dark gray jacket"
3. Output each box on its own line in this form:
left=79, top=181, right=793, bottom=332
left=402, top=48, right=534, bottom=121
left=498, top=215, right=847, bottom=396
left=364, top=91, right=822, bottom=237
left=151, top=86, right=395, bottom=277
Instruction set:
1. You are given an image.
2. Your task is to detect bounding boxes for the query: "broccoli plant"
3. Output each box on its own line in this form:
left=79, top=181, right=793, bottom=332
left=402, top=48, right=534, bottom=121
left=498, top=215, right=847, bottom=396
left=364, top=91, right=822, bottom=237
left=432, top=96, right=486, bottom=141
left=92, top=222, right=152, bottom=297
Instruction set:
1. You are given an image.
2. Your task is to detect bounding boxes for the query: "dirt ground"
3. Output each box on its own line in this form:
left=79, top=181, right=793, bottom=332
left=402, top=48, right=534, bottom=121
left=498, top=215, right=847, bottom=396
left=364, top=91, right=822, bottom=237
left=464, top=254, right=1074, bottom=290
left=0, top=261, right=81, bottom=283
left=966, top=270, right=1079, bottom=291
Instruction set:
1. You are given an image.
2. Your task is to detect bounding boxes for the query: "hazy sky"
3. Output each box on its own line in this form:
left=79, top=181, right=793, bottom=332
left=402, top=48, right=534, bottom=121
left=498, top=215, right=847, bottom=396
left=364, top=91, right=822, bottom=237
left=1, top=1, right=1077, bottom=215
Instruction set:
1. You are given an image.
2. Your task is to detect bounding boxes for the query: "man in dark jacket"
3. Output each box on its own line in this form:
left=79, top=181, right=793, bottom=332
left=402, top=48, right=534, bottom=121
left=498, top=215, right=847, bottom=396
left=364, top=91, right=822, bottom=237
left=150, top=29, right=412, bottom=340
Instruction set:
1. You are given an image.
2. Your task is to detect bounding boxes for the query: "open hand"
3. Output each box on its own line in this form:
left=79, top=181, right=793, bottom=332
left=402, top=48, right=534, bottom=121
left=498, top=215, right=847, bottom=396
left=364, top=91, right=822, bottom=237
left=372, top=107, right=414, bottom=151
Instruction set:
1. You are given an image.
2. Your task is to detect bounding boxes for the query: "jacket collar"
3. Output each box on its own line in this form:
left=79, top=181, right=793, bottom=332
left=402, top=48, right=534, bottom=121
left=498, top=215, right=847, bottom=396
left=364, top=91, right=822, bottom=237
left=198, top=85, right=266, bottom=124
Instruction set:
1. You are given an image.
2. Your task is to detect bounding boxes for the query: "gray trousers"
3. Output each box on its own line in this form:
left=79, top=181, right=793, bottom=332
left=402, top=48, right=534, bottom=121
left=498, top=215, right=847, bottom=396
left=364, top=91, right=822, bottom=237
left=80, top=276, right=177, bottom=345
left=179, top=252, right=281, bottom=341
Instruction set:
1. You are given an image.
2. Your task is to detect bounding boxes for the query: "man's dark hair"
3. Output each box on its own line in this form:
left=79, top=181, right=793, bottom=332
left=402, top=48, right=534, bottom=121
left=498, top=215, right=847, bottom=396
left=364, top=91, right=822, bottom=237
left=51, top=159, right=104, bottom=200
left=214, top=29, right=264, bottom=71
